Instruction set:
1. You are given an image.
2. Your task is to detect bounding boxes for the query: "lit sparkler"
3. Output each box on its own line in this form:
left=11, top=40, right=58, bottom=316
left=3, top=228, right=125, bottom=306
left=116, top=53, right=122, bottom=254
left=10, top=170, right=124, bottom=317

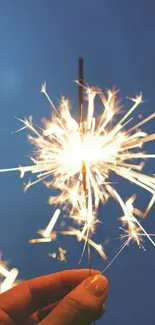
left=1, top=61, right=155, bottom=264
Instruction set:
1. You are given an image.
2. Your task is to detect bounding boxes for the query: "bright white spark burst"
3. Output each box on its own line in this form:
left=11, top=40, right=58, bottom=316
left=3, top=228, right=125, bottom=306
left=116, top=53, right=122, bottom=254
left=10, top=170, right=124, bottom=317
left=1, top=82, right=155, bottom=263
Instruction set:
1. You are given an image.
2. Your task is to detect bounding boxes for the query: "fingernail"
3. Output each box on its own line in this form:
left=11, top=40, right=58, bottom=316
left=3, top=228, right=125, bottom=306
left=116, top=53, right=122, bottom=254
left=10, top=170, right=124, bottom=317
left=84, top=274, right=108, bottom=297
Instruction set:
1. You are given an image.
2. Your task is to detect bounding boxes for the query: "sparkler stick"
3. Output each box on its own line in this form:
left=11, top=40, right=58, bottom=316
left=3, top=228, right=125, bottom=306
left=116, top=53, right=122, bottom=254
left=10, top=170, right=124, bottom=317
left=79, top=58, right=87, bottom=193
left=79, top=57, right=84, bottom=125
left=78, top=58, right=95, bottom=325
left=78, top=58, right=92, bottom=278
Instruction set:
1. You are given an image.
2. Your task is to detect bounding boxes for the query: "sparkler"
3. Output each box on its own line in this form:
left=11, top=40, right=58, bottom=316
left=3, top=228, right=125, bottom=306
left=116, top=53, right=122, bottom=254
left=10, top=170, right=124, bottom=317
left=0, top=60, right=155, bottom=268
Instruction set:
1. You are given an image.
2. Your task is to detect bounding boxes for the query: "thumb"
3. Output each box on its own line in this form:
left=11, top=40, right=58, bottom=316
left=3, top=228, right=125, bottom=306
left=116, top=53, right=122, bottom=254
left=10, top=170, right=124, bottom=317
left=39, top=274, right=108, bottom=325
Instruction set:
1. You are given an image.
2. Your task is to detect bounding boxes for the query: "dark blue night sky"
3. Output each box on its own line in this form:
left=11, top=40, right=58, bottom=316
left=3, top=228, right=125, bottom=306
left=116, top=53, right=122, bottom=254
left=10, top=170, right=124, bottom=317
left=0, top=1, right=155, bottom=324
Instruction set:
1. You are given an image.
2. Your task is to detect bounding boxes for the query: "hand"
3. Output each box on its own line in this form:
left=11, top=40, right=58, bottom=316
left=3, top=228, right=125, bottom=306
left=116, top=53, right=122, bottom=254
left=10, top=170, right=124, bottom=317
left=0, top=269, right=108, bottom=325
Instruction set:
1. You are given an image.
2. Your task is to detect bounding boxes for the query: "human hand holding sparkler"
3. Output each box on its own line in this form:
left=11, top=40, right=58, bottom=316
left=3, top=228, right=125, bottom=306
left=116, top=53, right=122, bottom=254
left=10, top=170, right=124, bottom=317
left=0, top=269, right=108, bottom=325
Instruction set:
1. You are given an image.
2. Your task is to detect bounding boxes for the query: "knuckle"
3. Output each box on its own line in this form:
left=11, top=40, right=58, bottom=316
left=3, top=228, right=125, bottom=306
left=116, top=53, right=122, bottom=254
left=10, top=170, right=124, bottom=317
left=60, top=297, right=84, bottom=315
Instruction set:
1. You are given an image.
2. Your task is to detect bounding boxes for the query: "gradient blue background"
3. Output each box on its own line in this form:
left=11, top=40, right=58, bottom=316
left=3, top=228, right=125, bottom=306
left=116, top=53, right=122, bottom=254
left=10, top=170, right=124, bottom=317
left=0, top=1, right=155, bottom=324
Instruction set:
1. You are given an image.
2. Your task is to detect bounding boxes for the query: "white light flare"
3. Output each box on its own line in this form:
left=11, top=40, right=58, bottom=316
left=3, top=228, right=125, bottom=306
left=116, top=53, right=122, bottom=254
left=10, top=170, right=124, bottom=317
left=0, top=260, right=19, bottom=293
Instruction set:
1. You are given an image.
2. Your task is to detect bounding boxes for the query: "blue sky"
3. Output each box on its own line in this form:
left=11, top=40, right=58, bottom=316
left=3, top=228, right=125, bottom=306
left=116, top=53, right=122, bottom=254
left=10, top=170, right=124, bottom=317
left=0, top=1, right=155, bottom=324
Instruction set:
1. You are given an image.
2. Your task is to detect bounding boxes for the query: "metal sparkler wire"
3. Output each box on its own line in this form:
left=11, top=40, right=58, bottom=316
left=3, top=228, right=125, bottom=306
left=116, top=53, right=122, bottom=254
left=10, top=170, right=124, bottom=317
left=79, top=57, right=92, bottom=273
left=79, top=57, right=95, bottom=324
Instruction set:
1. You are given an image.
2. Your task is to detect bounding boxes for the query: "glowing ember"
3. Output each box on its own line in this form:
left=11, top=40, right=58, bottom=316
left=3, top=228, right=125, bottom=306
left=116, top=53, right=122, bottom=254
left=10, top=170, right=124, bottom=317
left=49, top=247, right=67, bottom=262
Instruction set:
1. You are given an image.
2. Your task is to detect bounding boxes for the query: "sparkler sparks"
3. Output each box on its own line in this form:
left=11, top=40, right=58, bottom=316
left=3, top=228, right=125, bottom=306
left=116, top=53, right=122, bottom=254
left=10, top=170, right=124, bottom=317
left=0, top=79, right=155, bottom=264
left=0, top=255, right=19, bottom=293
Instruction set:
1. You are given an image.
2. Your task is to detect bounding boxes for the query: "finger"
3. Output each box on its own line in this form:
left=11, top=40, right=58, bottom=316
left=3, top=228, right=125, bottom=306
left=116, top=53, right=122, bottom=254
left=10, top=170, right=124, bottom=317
left=39, top=274, right=108, bottom=325
left=23, top=314, right=38, bottom=325
left=96, top=304, right=106, bottom=320
left=0, top=269, right=99, bottom=324
left=26, top=302, right=106, bottom=325
left=37, top=302, right=59, bottom=321
left=84, top=304, right=107, bottom=325
left=83, top=304, right=107, bottom=325
left=24, top=302, right=59, bottom=325
left=24, top=303, right=58, bottom=325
